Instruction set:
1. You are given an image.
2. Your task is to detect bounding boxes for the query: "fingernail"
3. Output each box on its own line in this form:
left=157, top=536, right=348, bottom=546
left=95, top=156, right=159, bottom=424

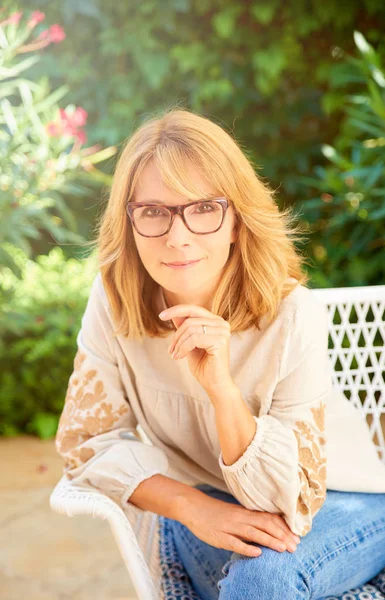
left=288, top=543, right=297, bottom=552
left=159, top=311, right=168, bottom=318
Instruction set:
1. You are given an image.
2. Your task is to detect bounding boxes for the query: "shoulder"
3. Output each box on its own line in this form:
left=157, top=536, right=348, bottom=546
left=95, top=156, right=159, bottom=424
left=281, top=285, right=329, bottom=371
left=90, top=272, right=110, bottom=311
left=273, top=279, right=330, bottom=362
left=271, top=281, right=331, bottom=379
left=278, top=279, right=329, bottom=330
left=84, top=272, right=113, bottom=326
left=91, top=271, right=105, bottom=299
left=80, top=272, right=118, bottom=360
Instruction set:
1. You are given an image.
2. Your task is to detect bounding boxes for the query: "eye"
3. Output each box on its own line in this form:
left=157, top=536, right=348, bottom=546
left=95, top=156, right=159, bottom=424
left=195, top=202, right=217, bottom=213
left=142, top=207, right=164, bottom=217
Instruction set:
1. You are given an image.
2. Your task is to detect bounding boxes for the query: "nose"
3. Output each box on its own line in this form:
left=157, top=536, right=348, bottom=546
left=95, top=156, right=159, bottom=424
left=165, top=212, right=192, bottom=244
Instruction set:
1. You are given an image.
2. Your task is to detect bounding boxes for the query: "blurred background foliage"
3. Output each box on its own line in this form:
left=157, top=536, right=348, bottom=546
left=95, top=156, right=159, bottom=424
left=0, top=245, right=98, bottom=437
left=0, top=1, right=384, bottom=437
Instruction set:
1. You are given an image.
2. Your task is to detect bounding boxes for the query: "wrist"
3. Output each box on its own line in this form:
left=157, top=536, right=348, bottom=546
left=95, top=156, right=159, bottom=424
left=206, top=381, right=240, bottom=406
left=170, top=486, right=204, bottom=523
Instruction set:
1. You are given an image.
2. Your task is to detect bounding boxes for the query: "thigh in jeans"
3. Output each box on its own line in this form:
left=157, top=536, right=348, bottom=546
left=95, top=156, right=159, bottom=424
left=217, top=490, right=385, bottom=600
left=170, top=485, right=385, bottom=600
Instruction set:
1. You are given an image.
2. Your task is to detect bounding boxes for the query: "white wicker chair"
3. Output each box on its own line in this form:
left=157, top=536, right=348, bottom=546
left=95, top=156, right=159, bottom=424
left=50, top=285, right=385, bottom=600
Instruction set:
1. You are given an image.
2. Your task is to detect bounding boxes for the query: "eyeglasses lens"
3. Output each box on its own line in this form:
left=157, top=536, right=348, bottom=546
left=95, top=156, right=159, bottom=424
left=132, top=201, right=223, bottom=236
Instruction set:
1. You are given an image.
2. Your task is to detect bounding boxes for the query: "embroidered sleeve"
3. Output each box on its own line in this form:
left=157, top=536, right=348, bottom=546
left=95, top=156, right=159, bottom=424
left=218, top=295, right=331, bottom=537
left=55, top=274, right=169, bottom=508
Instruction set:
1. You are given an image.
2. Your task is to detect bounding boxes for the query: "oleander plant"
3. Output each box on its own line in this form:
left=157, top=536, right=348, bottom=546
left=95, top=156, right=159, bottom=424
left=0, top=9, right=116, bottom=278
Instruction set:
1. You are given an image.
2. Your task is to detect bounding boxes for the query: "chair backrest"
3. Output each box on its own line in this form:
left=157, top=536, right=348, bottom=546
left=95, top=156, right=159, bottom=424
left=312, top=285, right=385, bottom=463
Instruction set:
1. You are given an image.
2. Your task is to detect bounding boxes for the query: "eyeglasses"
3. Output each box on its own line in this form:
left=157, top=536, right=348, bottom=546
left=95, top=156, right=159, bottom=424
left=126, top=197, right=229, bottom=238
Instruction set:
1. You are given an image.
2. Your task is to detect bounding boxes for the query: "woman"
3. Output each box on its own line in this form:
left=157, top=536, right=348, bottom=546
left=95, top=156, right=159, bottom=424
left=55, top=108, right=385, bottom=599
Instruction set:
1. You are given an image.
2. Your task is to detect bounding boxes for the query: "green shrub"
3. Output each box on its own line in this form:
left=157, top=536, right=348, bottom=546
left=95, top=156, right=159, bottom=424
left=297, top=32, right=385, bottom=287
left=0, top=8, right=116, bottom=277
left=10, top=1, right=385, bottom=206
left=0, top=245, right=98, bottom=438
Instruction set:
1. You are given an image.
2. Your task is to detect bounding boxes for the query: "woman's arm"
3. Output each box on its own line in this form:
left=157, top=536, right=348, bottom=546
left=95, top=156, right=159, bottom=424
left=216, top=296, right=331, bottom=537
left=209, top=384, right=257, bottom=466
left=129, top=473, right=203, bottom=518
left=55, top=274, right=170, bottom=508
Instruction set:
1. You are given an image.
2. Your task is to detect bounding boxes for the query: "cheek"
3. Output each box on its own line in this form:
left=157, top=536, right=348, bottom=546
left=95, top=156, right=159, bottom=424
left=210, top=231, right=234, bottom=265
left=134, top=237, right=162, bottom=266
left=210, top=229, right=233, bottom=253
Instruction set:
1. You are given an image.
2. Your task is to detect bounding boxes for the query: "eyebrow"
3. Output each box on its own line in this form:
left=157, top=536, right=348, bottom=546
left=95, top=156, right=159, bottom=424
left=132, top=196, right=219, bottom=205
left=133, top=199, right=168, bottom=204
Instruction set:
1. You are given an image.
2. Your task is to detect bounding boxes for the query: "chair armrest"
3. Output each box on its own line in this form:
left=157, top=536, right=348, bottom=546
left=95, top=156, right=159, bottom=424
left=50, top=474, right=160, bottom=600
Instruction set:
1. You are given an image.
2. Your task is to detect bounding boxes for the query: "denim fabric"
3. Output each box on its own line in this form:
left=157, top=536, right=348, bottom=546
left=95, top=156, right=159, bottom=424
left=159, top=484, right=385, bottom=600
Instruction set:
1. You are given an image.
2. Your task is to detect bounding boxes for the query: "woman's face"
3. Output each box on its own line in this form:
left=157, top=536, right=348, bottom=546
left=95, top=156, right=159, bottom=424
left=130, top=159, right=238, bottom=310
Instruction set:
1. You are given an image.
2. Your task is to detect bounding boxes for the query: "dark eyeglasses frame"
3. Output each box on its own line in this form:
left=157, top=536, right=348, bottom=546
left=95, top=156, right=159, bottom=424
left=126, top=197, right=229, bottom=238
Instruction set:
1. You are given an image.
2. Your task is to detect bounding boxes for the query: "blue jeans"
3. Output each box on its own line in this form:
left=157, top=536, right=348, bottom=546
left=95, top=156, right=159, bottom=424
left=161, top=484, right=385, bottom=599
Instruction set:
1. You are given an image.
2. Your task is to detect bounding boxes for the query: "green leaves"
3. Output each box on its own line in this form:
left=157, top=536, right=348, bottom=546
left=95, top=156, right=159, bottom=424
left=251, top=1, right=279, bottom=25
left=251, top=46, right=287, bottom=95
left=0, top=10, right=117, bottom=279
left=139, top=53, right=171, bottom=90
left=212, top=6, right=242, bottom=39
left=298, top=32, right=385, bottom=287
left=0, top=247, right=99, bottom=438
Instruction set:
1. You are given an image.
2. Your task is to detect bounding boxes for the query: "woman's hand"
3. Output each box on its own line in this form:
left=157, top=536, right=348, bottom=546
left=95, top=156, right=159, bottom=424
left=175, top=490, right=301, bottom=558
left=159, top=304, right=233, bottom=396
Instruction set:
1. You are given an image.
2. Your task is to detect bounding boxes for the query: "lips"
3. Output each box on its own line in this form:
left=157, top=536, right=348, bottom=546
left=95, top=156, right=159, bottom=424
left=164, top=260, right=201, bottom=266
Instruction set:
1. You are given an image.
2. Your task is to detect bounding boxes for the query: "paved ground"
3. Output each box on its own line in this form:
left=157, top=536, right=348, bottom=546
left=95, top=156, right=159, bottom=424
left=0, top=435, right=138, bottom=600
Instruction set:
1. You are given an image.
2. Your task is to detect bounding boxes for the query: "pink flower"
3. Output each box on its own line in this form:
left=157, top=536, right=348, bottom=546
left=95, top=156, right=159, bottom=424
left=46, top=106, right=88, bottom=147
left=75, top=130, right=87, bottom=144
left=71, top=107, right=88, bottom=127
left=9, top=11, right=22, bottom=24
left=16, top=17, right=65, bottom=54
left=27, top=11, right=45, bottom=28
left=60, top=107, right=88, bottom=131
left=36, top=29, right=50, bottom=41
left=0, top=11, right=23, bottom=27
left=49, top=24, right=65, bottom=43
left=59, top=110, right=76, bottom=135
left=37, top=24, right=65, bottom=43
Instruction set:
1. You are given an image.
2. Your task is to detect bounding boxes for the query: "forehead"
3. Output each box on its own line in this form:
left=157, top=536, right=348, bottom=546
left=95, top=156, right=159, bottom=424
left=133, top=158, right=218, bottom=203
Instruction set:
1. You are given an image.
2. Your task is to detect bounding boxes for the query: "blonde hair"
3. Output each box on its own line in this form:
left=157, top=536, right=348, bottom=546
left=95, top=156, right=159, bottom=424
left=83, top=107, right=310, bottom=340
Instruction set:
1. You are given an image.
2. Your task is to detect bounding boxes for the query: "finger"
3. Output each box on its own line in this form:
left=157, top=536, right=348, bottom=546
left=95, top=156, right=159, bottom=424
left=220, top=533, right=262, bottom=558
left=251, top=512, right=301, bottom=544
left=252, top=515, right=300, bottom=546
left=266, top=515, right=301, bottom=544
left=159, top=304, right=218, bottom=322
left=173, top=328, right=229, bottom=359
left=168, top=319, right=225, bottom=353
left=245, top=519, right=288, bottom=544
left=234, top=524, right=292, bottom=554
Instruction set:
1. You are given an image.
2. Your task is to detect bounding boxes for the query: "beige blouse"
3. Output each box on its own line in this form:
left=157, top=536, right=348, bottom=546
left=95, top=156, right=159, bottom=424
left=55, top=273, right=385, bottom=537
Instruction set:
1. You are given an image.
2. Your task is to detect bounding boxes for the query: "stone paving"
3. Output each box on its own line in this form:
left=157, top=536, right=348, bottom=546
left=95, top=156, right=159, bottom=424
left=0, top=435, right=138, bottom=600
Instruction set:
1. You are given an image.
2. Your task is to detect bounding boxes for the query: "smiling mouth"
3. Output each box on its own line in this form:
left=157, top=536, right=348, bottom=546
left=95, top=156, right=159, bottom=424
left=165, top=259, right=201, bottom=266
left=163, top=259, right=203, bottom=268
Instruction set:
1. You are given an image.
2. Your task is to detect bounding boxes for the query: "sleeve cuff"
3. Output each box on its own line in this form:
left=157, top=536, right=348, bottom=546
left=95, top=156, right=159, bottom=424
left=120, top=466, right=169, bottom=508
left=218, top=416, right=266, bottom=473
